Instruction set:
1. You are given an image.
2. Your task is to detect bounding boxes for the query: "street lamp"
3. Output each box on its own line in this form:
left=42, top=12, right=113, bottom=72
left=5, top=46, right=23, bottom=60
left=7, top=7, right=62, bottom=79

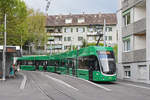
left=2, top=14, right=7, bottom=80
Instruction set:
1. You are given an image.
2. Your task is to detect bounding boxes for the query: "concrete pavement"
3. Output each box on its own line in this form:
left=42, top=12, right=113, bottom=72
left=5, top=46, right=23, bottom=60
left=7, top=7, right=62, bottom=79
left=0, top=71, right=150, bottom=100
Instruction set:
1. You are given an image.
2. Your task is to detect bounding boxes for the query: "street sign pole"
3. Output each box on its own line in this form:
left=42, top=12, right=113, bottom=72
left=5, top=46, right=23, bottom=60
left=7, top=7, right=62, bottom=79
left=2, top=14, right=7, bottom=81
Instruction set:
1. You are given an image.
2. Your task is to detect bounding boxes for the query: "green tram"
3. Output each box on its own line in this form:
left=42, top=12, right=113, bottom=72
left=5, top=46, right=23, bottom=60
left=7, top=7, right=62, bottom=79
left=17, top=46, right=117, bottom=82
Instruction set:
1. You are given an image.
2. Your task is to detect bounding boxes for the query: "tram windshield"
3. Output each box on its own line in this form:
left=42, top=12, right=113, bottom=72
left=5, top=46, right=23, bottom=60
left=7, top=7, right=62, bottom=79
left=97, top=51, right=116, bottom=74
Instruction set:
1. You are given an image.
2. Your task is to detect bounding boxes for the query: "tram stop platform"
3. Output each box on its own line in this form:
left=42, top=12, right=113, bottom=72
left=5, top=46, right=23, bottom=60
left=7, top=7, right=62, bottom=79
left=0, top=72, right=24, bottom=93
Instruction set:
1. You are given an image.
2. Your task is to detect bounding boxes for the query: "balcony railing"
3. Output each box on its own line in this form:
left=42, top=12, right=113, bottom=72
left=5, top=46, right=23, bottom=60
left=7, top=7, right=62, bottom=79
left=122, top=0, right=145, bottom=10
left=122, top=48, right=146, bottom=63
left=122, top=18, right=146, bottom=37
left=50, top=33, right=62, bottom=36
left=87, top=32, right=99, bottom=36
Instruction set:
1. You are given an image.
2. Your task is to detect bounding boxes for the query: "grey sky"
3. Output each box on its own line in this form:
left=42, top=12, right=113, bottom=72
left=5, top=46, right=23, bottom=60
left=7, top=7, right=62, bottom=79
left=24, top=0, right=117, bottom=15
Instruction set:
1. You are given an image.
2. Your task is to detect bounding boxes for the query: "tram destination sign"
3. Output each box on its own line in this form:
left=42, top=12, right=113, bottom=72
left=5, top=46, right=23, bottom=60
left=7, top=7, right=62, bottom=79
left=6, top=47, right=16, bottom=53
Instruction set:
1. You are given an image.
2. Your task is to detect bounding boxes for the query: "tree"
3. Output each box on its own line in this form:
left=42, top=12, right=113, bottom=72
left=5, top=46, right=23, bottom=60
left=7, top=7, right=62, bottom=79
left=81, top=39, right=88, bottom=48
left=113, top=44, right=118, bottom=62
left=24, top=9, right=47, bottom=51
left=0, top=0, right=28, bottom=46
left=88, top=43, right=104, bottom=46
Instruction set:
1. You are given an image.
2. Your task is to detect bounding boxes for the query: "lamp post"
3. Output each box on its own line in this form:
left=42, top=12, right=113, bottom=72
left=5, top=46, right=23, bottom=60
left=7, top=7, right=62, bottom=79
left=2, top=14, right=7, bottom=81
left=103, top=19, right=106, bottom=47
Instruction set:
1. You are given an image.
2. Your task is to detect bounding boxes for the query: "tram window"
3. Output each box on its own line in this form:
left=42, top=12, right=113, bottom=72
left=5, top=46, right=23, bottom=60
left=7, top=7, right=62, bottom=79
left=28, top=61, right=33, bottom=65
left=61, top=60, right=66, bottom=66
left=78, top=55, right=100, bottom=70
left=78, top=57, right=89, bottom=70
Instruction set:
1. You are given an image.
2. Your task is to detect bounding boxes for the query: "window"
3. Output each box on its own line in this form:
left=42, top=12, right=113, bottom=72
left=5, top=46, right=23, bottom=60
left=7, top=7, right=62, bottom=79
left=83, top=28, right=85, bottom=32
left=78, top=18, right=85, bottom=23
left=78, top=37, right=83, bottom=41
left=88, top=36, right=94, bottom=41
left=76, top=28, right=78, bottom=32
left=106, top=27, right=112, bottom=32
left=68, top=37, right=71, bottom=41
left=124, top=66, right=131, bottom=78
left=123, top=39, right=130, bottom=52
left=66, top=28, right=71, bottom=33
left=108, top=36, right=112, bottom=41
left=78, top=55, right=100, bottom=71
left=64, top=28, right=66, bottom=33
left=46, top=28, right=54, bottom=33
left=105, top=36, right=107, bottom=41
left=71, top=28, right=73, bottom=32
left=64, top=37, right=66, bottom=41
left=64, top=45, right=71, bottom=50
left=64, top=46, right=67, bottom=50
left=123, top=12, right=131, bottom=26
left=65, top=18, right=72, bottom=24
left=55, top=28, right=62, bottom=33
left=88, top=28, right=94, bottom=32
left=78, top=28, right=84, bottom=33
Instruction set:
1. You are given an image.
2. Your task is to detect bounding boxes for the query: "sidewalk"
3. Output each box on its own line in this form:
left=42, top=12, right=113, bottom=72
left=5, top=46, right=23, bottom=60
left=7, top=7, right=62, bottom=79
left=0, top=72, right=24, bottom=100
left=117, top=79, right=150, bottom=87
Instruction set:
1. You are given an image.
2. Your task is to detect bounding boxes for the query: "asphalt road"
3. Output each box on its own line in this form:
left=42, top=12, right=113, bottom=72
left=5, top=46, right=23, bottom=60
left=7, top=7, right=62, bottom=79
left=0, top=71, right=150, bottom=100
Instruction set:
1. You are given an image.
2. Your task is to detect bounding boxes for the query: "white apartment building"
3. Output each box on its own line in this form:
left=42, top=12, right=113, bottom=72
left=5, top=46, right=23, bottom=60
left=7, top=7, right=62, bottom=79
left=46, top=13, right=117, bottom=53
left=117, top=0, right=150, bottom=84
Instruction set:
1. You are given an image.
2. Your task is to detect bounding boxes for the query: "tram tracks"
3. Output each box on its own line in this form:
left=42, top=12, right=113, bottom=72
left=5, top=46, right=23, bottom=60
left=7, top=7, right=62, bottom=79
left=29, top=72, right=77, bottom=100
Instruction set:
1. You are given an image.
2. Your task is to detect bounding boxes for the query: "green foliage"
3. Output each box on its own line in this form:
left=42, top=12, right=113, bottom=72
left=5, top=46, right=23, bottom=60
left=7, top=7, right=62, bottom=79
left=81, top=39, right=88, bottom=48
left=0, top=0, right=28, bottom=45
left=113, top=44, right=118, bottom=62
left=25, top=9, right=47, bottom=49
left=88, top=43, right=104, bottom=46
left=0, top=1, right=46, bottom=50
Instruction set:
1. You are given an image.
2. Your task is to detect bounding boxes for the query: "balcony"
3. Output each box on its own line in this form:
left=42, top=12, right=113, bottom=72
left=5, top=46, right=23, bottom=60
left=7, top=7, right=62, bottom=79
left=122, top=48, right=146, bottom=63
left=87, top=32, right=99, bottom=36
left=50, top=33, right=62, bottom=36
left=87, top=40, right=97, bottom=43
left=122, top=0, right=145, bottom=11
left=122, top=18, right=146, bottom=37
left=50, top=41, right=62, bottom=44
left=133, top=18, right=146, bottom=34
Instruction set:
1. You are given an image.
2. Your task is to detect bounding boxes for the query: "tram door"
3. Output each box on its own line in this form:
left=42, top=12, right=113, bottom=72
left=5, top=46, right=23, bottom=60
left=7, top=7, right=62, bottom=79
left=88, top=56, right=97, bottom=81
left=89, top=62, right=93, bottom=81
left=35, top=61, right=39, bottom=70
left=72, top=59, right=76, bottom=76
left=66, top=59, right=69, bottom=75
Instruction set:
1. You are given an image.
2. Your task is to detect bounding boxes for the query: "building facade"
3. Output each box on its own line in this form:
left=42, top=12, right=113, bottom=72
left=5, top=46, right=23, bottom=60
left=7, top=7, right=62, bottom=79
left=117, top=0, right=150, bottom=83
left=46, top=13, right=117, bottom=53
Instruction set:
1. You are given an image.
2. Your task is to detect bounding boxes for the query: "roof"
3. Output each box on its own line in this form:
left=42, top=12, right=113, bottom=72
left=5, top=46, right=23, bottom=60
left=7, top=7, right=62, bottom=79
left=46, top=13, right=117, bottom=27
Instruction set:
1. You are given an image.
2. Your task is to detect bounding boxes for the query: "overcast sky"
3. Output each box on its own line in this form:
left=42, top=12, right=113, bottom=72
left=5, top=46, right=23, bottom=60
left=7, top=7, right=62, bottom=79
left=24, top=0, right=118, bottom=15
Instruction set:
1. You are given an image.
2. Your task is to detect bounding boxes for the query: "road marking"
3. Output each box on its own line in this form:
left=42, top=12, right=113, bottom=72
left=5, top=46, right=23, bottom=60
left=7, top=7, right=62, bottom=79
left=44, top=74, right=78, bottom=91
left=64, top=75, right=111, bottom=92
left=20, top=73, right=27, bottom=89
left=119, top=82, right=150, bottom=90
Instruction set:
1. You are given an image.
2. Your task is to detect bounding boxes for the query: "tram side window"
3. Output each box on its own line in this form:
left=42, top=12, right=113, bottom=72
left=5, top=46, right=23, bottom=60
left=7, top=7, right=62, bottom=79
left=67, top=59, right=75, bottom=68
left=78, top=57, right=89, bottom=70
left=61, top=60, right=66, bottom=67
left=21, top=60, right=34, bottom=65
left=48, top=60, right=57, bottom=66
left=78, top=55, right=100, bottom=71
